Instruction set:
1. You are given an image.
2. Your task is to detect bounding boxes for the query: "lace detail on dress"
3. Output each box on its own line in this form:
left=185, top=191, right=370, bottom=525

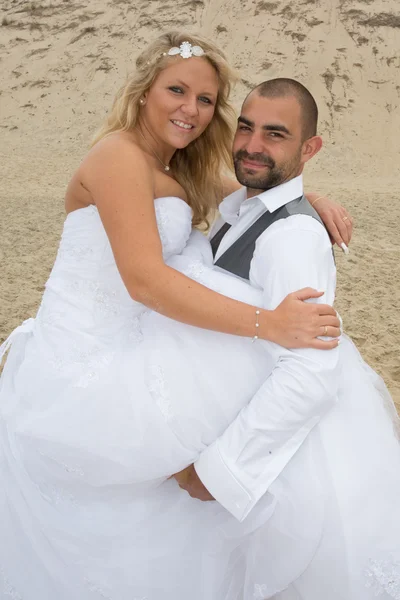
left=253, top=583, right=268, bottom=599
left=127, top=316, right=144, bottom=344
left=365, top=555, right=400, bottom=598
left=154, top=198, right=193, bottom=259
left=37, top=305, right=65, bottom=327
left=155, top=201, right=170, bottom=253
left=49, top=343, right=115, bottom=389
left=38, top=481, right=76, bottom=506
left=68, top=280, right=121, bottom=318
left=85, top=578, right=148, bottom=600
left=85, top=577, right=112, bottom=599
left=75, top=350, right=115, bottom=389
left=0, top=568, right=22, bottom=600
left=58, top=241, right=94, bottom=261
left=148, top=364, right=173, bottom=421
left=181, top=259, right=207, bottom=283
left=39, top=452, right=84, bottom=477
left=85, top=576, right=149, bottom=600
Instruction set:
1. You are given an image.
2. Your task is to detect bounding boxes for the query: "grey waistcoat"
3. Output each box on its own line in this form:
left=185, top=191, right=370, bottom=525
left=211, top=195, right=324, bottom=280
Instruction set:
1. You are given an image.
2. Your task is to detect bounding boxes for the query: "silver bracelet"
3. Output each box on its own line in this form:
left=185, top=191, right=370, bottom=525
left=252, top=309, right=260, bottom=342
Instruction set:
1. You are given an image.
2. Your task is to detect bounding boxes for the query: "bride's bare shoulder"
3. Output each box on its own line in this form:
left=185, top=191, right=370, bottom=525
left=77, top=131, right=153, bottom=189
left=84, top=131, right=146, bottom=163
left=65, top=132, right=152, bottom=213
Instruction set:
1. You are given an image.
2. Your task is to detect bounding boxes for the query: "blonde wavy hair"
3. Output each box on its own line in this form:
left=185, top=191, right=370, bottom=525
left=92, top=31, right=237, bottom=227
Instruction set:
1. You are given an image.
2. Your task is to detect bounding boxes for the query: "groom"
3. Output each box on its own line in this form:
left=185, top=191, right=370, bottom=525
left=175, top=78, right=345, bottom=520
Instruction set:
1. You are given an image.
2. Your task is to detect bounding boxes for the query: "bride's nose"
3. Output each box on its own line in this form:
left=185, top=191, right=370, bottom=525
left=181, top=96, right=199, bottom=117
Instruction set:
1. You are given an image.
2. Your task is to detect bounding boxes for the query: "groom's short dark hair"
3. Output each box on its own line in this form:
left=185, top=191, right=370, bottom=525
left=253, top=78, right=318, bottom=140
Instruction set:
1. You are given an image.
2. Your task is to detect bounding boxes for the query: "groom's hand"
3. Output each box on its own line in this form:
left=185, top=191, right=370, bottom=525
left=173, top=464, right=215, bottom=501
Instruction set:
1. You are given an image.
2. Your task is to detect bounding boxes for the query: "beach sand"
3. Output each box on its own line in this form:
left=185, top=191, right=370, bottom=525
left=0, top=0, right=399, bottom=407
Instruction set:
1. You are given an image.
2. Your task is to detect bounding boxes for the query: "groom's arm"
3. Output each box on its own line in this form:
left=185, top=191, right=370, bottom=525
left=194, top=216, right=340, bottom=521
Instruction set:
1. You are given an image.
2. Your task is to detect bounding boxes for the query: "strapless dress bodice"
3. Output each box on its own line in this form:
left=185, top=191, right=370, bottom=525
left=36, top=197, right=193, bottom=337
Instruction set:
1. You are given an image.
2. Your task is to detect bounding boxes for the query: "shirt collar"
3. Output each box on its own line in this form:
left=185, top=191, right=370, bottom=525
left=219, top=175, right=304, bottom=225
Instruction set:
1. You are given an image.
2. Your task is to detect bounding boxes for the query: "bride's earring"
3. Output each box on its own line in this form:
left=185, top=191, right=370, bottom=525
left=139, top=98, right=145, bottom=106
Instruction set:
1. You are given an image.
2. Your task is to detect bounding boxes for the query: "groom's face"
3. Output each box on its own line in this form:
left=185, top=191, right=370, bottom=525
left=232, top=93, right=306, bottom=192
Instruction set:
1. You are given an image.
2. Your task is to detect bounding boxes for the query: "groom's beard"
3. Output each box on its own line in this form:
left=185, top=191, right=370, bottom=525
left=233, top=149, right=300, bottom=190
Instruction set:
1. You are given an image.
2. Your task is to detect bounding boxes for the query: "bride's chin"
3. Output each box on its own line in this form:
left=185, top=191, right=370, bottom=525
left=170, top=137, right=197, bottom=150
left=166, top=128, right=199, bottom=148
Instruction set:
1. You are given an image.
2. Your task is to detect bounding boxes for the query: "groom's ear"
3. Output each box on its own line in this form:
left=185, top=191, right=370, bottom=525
left=301, top=136, right=323, bottom=164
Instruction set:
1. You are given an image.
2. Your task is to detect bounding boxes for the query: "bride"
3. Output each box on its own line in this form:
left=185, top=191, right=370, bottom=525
left=1, top=31, right=398, bottom=600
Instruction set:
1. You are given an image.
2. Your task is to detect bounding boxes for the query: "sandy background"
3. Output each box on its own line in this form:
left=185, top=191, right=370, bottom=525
left=0, top=0, right=399, bottom=408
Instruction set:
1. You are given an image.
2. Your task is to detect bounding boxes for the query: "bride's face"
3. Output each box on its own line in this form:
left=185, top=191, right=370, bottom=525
left=140, top=57, right=219, bottom=150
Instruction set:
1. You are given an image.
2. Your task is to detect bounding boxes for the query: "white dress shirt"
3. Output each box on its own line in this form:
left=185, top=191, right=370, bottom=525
left=195, top=175, right=339, bottom=521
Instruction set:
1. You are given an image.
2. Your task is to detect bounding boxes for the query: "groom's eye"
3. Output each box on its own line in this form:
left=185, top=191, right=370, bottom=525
left=238, top=125, right=251, bottom=131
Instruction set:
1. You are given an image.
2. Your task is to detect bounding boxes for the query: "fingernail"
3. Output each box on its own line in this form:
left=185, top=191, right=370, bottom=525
left=341, top=243, right=349, bottom=255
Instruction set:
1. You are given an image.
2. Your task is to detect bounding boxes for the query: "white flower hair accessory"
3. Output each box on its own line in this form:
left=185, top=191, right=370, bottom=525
left=164, top=41, right=205, bottom=59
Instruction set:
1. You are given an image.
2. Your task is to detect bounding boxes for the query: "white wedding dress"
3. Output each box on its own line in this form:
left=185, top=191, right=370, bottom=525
left=1, top=196, right=399, bottom=600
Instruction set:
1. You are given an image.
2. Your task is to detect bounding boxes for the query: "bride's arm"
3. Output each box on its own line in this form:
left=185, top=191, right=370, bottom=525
left=79, top=136, right=339, bottom=349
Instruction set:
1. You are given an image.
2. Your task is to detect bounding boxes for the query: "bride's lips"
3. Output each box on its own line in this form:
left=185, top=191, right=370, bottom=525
left=170, top=119, right=195, bottom=132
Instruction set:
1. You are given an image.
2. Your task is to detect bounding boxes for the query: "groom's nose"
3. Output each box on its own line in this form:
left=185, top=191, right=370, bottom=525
left=242, top=131, right=265, bottom=154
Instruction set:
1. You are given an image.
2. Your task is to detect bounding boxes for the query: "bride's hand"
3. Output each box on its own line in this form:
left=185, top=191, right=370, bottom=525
left=264, top=288, right=341, bottom=350
left=307, top=193, right=353, bottom=251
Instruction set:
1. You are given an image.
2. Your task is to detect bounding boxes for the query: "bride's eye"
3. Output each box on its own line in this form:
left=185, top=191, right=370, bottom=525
left=199, top=96, right=213, bottom=105
left=169, top=86, right=184, bottom=94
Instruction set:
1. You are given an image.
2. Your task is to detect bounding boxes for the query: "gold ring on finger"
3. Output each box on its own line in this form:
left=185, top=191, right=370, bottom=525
left=324, top=326, right=328, bottom=336
left=342, top=216, right=349, bottom=222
